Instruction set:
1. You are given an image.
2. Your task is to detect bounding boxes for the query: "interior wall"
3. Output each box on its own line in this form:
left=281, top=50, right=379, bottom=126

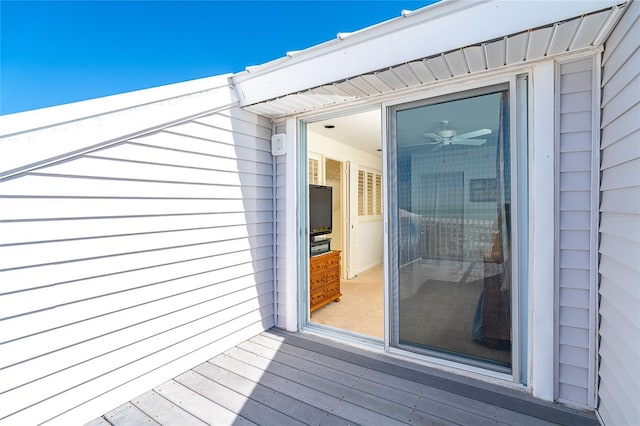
left=309, top=131, right=383, bottom=275
left=357, top=221, right=384, bottom=272
left=409, top=142, right=499, bottom=220
left=309, top=132, right=381, bottom=170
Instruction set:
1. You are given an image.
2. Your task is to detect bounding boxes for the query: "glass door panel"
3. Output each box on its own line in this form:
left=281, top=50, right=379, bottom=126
left=392, top=89, right=512, bottom=371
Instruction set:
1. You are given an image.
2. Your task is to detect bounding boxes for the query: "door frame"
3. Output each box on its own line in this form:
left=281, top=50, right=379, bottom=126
left=296, top=106, right=384, bottom=344
left=291, top=66, right=553, bottom=391
left=382, top=74, right=533, bottom=383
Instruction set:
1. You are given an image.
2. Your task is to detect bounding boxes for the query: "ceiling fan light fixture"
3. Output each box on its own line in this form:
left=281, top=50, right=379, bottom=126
left=422, top=122, right=492, bottom=148
left=438, top=129, right=457, bottom=138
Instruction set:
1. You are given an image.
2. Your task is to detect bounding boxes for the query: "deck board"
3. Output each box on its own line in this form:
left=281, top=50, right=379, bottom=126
left=214, top=350, right=406, bottom=426
left=237, top=338, right=489, bottom=425
left=157, top=376, right=254, bottom=426
left=132, top=389, right=208, bottom=425
left=89, top=329, right=599, bottom=426
left=249, top=334, right=522, bottom=426
left=193, top=361, right=351, bottom=426
left=102, top=402, right=160, bottom=426
left=251, top=333, right=559, bottom=426
left=233, top=341, right=442, bottom=425
left=267, top=330, right=593, bottom=425
left=176, top=369, right=305, bottom=426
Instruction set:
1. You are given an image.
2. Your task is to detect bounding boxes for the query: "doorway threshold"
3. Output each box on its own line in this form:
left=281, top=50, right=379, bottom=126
left=302, top=322, right=384, bottom=353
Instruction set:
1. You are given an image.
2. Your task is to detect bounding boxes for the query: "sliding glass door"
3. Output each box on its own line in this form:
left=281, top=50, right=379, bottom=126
left=390, top=85, right=513, bottom=371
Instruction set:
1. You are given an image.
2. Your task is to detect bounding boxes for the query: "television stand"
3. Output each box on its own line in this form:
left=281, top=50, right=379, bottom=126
left=310, top=237, right=331, bottom=256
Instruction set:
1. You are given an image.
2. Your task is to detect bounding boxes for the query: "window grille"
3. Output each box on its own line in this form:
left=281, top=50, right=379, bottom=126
left=367, top=172, right=374, bottom=215
left=358, top=167, right=382, bottom=218
left=375, top=174, right=382, bottom=214
left=309, top=158, right=319, bottom=185
left=358, top=170, right=365, bottom=216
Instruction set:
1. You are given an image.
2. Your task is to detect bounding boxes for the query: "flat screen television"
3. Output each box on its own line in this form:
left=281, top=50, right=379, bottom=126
left=309, top=184, right=332, bottom=237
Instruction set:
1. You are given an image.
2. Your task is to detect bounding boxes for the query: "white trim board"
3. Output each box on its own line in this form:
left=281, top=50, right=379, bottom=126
left=0, top=76, right=237, bottom=179
left=234, top=1, right=625, bottom=106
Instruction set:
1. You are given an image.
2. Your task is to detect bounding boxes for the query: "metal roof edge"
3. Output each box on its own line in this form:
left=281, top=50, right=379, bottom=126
left=0, top=73, right=234, bottom=137
left=232, top=0, right=627, bottom=106
left=0, top=74, right=239, bottom=179
left=234, top=0, right=478, bottom=78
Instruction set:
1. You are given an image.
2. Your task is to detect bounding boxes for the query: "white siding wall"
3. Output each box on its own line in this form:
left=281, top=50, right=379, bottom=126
left=0, top=107, right=274, bottom=425
left=598, top=2, right=640, bottom=425
left=555, top=57, right=598, bottom=408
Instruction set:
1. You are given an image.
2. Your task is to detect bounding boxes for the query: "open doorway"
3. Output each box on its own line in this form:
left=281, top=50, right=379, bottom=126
left=305, top=108, right=384, bottom=339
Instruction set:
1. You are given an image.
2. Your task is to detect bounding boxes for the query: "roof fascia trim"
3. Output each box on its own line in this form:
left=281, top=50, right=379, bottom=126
left=232, top=0, right=625, bottom=106
left=246, top=46, right=604, bottom=120
left=0, top=74, right=234, bottom=137
left=239, top=0, right=484, bottom=74
left=1, top=76, right=239, bottom=179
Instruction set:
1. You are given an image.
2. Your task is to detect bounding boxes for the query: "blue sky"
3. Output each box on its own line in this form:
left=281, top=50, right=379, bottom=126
left=1, top=1, right=436, bottom=115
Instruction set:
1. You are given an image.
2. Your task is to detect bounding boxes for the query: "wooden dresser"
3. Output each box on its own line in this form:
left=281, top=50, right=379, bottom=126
left=309, top=251, right=341, bottom=313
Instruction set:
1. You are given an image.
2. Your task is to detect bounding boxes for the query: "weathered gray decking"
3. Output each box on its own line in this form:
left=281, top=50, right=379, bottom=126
left=88, top=329, right=597, bottom=426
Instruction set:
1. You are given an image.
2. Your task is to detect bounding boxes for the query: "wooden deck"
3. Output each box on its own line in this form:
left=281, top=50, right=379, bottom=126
left=88, top=329, right=597, bottom=426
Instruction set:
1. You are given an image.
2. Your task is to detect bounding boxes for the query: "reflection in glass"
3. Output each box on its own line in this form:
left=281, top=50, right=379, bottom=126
left=395, top=90, right=512, bottom=370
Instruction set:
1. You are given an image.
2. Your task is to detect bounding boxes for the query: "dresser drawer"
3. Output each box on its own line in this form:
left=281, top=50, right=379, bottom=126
left=326, top=282, right=340, bottom=299
left=325, top=268, right=340, bottom=284
left=326, top=254, right=340, bottom=268
left=310, top=274, right=326, bottom=290
left=310, top=258, right=327, bottom=273
left=310, top=288, right=327, bottom=305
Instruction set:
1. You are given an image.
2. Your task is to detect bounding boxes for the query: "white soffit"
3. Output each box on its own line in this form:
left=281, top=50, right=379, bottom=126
left=240, top=2, right=627, bottom=118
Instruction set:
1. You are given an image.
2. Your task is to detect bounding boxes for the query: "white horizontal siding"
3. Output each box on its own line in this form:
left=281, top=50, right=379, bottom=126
left=0, top=106, right=275, bottom=425
left=555, top=56, right=597, bottom=408
left=598, top=2, right=640, bottom=425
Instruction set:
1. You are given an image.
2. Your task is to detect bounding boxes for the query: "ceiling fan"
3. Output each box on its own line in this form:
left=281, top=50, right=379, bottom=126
left=423, top=120, right=491, bottom=147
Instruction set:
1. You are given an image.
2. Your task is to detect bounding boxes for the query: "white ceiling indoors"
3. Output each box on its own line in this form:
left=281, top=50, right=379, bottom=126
left=305, top=89, right=502, bottom=157
left=307, top=109, right=382, bottom=157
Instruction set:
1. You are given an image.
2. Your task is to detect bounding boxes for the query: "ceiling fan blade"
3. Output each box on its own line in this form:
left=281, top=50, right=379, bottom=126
left=454, top=128, right=492, bottom=140
left=453, top=139, right=486, bottom=146
left=423, top=132, right=444, bottom=142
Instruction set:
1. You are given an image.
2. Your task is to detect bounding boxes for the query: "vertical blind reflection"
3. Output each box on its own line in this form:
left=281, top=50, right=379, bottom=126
left=396, top=91, right=512, bottom=369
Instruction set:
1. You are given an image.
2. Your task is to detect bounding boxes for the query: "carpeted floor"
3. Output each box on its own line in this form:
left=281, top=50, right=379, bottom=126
left=310, top=264, right=384, bottom=338
left=310, top=260, right=511, bottom=366
left=399, top=278, right=511, bottom=365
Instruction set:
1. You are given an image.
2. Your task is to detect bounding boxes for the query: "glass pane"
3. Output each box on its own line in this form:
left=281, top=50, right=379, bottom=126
left=395, top=90, right=512, bottom=370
